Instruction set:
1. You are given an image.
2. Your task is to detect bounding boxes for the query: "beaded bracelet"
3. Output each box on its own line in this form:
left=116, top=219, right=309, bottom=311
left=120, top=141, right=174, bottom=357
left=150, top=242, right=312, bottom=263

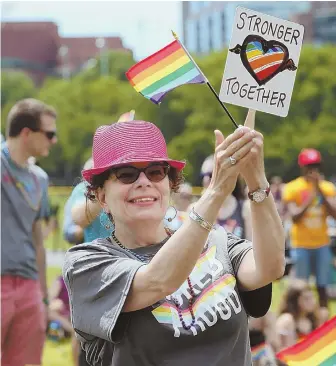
left=189, top=208, right=215, bottom=232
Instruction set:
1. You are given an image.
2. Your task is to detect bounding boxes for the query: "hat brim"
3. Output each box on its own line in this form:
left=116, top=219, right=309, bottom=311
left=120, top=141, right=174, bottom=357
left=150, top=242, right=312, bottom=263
left=299, top=160, right=322, bottom=167
left=82, top=158, right=186, bottom=183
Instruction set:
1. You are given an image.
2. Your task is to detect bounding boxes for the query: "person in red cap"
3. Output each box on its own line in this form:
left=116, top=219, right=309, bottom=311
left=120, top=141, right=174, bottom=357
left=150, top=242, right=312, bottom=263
left=63, top=119, right=285, bottom=366
left=283, top=148, right=336, bottom=308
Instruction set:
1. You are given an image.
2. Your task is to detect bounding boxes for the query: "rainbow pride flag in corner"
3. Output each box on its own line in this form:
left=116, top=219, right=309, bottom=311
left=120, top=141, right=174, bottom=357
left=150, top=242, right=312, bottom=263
left=126, top=40, right=206, bottom=104
left=276, top=316, right=336, bottom=366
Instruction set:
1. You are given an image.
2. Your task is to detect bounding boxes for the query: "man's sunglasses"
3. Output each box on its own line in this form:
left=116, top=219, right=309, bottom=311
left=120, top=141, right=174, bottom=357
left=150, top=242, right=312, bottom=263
left=111, top=163, right=170, bottom=184
left=30, top=128, right=57, bottom=140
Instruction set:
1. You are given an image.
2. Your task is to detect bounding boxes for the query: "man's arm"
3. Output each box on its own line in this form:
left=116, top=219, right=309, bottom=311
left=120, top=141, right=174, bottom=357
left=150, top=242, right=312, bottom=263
left=283, top=182, right=316, bottom=223
left=71, top=199, right=102, bottom=228
left=316, top=185, right=336, bottom=219
left=33, top=219, right=48, bottom=302
left=63, top=196, right=84, bottom=244
left=309, top=172, right=336, bottom=219
left=286, top=197, right=315, bottom=223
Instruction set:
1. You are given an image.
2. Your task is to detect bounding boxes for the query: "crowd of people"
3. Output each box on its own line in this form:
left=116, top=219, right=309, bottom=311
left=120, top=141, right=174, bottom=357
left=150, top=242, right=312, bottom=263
left=162, top=148, right=336, bottom=365
left=1, top=98, right=336, bottom=366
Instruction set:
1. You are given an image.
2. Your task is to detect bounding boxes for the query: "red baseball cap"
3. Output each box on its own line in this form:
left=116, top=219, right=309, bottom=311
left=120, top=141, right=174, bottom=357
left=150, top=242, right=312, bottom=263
left=298, top=149, right=322, bottom=167
left=82, top=120, right=186, bottom=183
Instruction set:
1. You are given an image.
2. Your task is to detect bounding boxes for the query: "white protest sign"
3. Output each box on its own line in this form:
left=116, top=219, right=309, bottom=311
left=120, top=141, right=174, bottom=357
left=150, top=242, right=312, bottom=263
left=219, top=7, right=304, bottom=117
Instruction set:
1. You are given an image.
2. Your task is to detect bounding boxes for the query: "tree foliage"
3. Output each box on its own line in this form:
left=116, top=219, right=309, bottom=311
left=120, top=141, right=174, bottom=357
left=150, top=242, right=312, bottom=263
left=1, top=70, right=36, bottom=107
left=1, top=71, right=37, bottom=135
left=1, top=45, right=335, bottom=184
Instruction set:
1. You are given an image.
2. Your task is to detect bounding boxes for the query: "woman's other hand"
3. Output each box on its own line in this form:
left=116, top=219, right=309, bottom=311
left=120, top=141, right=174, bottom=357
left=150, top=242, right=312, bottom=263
left=209, top=122, right=257, bottom=198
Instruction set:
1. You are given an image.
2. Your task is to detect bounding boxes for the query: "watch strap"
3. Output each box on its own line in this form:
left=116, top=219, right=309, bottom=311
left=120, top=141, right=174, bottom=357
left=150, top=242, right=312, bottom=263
left=248, top=184, right=271, bottom=201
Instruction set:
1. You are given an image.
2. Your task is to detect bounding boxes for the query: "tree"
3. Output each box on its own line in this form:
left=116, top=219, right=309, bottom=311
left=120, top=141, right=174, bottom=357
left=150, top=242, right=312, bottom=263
left=74, top=50, right=136, bottom=82
left=1, top=71, right=36, bottom=107
left=2, top=44, right=334, bottom=184
left=1, top=71, right=37, bottom=135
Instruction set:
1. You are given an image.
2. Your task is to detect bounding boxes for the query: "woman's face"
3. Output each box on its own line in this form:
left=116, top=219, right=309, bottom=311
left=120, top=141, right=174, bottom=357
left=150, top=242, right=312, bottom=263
left=98, top=162, right=171, bottom=226
left=298, top=289, right=317, bottom=314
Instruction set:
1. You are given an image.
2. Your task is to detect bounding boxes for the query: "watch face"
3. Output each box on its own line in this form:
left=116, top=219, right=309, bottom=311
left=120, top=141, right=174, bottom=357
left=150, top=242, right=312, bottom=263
left=253, top=190, right=266, bottom=203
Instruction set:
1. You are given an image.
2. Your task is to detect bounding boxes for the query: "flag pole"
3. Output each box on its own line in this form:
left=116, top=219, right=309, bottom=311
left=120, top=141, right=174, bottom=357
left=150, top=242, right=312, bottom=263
left=171, top=30, right=238, bottom=129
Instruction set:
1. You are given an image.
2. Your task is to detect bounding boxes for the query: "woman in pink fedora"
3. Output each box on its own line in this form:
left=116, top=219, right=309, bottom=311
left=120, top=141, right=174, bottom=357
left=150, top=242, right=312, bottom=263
left=63, top=116, right=285, bottom=366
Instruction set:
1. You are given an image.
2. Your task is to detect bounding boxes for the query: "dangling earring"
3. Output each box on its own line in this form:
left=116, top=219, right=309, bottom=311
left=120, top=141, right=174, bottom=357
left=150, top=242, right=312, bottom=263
left=166, top=206, right=177, bottom=222
left=100, top=211, right=114, bottom=230
left=107, top=212, right=115, bottom=226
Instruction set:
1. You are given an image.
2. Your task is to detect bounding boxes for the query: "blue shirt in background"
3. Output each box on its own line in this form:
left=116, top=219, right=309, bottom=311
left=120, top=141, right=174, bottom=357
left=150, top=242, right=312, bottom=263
left=65, top=181, right=112, bottom=243
left=63, top=195, right=82, bottom=244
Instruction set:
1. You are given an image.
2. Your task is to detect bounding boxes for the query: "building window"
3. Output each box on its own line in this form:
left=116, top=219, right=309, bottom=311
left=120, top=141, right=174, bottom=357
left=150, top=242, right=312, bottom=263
left=186, top=19, right=197, bottom=53
left=190, top=2, right=200, bottom=14
left=313, top=13, right=336, bottom=43
left=190, top=1, right=208, bottom=14
left=200, top=15, right=210, bottom=54
left=208, top=16, right=213, bottom=51
left=211, top=11, right=222, bottom=51
left=221, top=11, right=226, bottom=46
left=196, top=20, right=201, bottom=54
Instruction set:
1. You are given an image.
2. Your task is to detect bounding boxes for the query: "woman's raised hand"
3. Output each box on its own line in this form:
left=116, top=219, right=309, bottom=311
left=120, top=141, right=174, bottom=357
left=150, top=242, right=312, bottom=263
left=208, top=109, right=267, bottom=197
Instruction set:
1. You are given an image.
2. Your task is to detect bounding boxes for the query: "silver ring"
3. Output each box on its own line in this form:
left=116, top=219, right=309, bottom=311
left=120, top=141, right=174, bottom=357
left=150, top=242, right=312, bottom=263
left=229, top=156, right=237, bottom=165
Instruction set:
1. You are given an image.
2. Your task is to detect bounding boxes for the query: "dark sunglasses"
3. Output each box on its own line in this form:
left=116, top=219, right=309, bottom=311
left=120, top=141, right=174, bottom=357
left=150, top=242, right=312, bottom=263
left=30, top=128, right=57, bottom=140
left=43, top=130, right=57, bottom=140
left=112, top=163, right=170, bottom=184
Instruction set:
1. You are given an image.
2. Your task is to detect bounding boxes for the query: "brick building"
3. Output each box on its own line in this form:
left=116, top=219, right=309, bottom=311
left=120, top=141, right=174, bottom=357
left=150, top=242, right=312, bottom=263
left=1, top=21, right=131, bottom=84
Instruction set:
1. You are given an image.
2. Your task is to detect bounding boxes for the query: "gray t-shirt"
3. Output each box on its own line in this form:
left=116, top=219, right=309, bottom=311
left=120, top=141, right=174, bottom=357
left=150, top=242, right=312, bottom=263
left=63, top=226, right=271, bottom=366
left=1, top=144, right=50, bottom=279
left=30, top=163, right=51, bottom=220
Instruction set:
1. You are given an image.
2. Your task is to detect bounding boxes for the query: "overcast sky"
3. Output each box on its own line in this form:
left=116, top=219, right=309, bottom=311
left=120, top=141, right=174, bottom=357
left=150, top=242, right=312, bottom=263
left=1, top=1, right=182, bottom=60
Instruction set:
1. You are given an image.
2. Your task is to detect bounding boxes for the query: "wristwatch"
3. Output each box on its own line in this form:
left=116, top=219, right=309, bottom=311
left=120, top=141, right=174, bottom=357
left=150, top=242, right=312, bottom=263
left=248, top=185, right=270, bottom=203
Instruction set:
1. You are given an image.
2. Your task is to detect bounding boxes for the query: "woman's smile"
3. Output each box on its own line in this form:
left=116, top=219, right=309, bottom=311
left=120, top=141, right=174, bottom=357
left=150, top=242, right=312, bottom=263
left=128, top=196, right=159, bottom=207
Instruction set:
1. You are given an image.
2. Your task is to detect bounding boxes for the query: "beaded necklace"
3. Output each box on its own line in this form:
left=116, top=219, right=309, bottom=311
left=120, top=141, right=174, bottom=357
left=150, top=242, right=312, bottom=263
left=2, top=147, right=42, bottom=211
left=110, top=230, right=196, bottom=331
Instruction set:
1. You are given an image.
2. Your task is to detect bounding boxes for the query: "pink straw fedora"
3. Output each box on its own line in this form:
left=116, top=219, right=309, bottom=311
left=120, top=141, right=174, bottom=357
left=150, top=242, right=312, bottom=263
left=82, top=120, right=186, bottom=183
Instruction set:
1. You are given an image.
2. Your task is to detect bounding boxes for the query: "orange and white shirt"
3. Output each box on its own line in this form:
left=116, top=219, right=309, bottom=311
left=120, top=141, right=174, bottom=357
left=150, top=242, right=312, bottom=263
left=283, top=177, right=336, bottom=249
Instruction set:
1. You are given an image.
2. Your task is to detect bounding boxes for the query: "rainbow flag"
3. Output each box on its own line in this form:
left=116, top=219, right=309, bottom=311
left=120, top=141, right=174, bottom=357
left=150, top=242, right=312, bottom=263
left=126, top=40, right=206, bottom=104
left=276, top=316, right=336, bottom=366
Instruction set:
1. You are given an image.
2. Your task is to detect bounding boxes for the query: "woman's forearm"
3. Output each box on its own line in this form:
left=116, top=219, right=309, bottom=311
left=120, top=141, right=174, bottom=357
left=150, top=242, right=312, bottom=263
left=71, top=199, right=102, bottom=228
left=147, top=188, right=226, bottom=294
left=250, top=192, right=286, bottom=282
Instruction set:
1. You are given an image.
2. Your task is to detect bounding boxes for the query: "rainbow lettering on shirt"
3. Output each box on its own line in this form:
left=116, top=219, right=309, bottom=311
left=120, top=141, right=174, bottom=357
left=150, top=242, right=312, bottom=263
left=152, top=244, right=241, bottom=337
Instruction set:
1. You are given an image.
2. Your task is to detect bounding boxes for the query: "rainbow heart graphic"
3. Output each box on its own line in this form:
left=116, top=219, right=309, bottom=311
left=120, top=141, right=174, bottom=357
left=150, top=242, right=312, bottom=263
left=229, top=35, right=297, bottom=86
